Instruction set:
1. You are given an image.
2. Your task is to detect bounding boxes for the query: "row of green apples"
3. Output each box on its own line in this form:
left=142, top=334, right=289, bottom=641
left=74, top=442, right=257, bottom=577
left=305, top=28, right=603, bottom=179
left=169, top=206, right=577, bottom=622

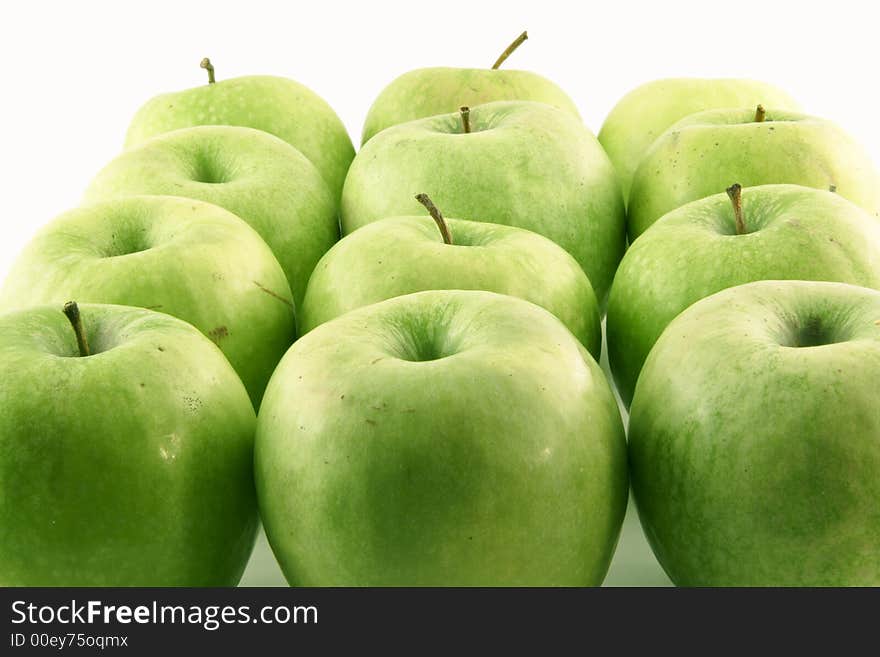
left=2, top=32, right=879, bottom=585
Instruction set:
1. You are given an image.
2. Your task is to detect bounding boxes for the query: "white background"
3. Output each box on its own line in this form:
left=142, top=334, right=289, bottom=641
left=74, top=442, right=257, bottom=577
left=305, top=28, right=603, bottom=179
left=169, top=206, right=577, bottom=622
left=2, top=0, right=878, bottom=586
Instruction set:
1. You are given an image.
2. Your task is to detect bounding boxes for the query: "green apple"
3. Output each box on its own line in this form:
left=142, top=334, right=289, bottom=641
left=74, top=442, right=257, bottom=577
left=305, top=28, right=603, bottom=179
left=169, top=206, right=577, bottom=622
left=0, top=302, right=258, bottom=585
left=341, top=102, right=625, bottom=305
left=628, top=107, right=880, bottom=239
left=84, top=125, right=337, bottom=313
left=0, top=196, right=295, bottom=406
left=629, top=280, right=880, bottom=585
left=598, top=78, right=798, bottom=200
left=607, top=184, right=880, bottom=407
left=125, top=59, right=354, bottom=200
left=361, top=32, right=580, bottom=143
left=256, top=290, right=627, bottom=586
left=301, top=195, right=600, bottom=355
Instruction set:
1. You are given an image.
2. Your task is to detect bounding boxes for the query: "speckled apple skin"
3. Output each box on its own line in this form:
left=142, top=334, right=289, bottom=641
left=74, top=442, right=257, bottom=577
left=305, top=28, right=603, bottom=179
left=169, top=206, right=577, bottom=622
left=598, top=78, right=799, bottom=201
left=86, top=125, right=338, bottom=315
left=257, top=290, right=628, bottom=586
left=628, top=108, right=880, bottom=239
left=125, top=75, right=354, bottom=201
left=300, top=215, right=601, bottom=356
left=0, top=304, right=258, bottom=586
left=1, top=196, right=296, bottom=406
left=362, top=67, right=580, bottom=144
left=607, top=185, right=880, bottom=407
left=629, top=281, right=880, bottom=586
left=342, top=101, right=625, bottom=306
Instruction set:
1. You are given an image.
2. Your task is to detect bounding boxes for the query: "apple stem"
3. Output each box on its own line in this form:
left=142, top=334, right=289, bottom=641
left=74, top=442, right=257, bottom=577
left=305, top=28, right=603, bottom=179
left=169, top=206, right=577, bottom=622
left=725, top=184, right=747, bottom=235
left=200, top=57, right=216, bottom=84
left=62, top=301, right=91, bottom=357
left=415, top=193, right=453, bottom=245
left=754, top=104, right=766, bottom=122
left=460, top=106, right=471, bottom=134
left=491, top=31, right=528, bottom=69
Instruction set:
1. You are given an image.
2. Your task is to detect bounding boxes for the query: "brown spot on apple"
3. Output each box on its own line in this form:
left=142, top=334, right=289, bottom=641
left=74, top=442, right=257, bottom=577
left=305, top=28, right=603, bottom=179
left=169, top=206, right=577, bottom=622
left=208, top=326, right=229, bottom=342
left=183, top=395, right=202, bottom=412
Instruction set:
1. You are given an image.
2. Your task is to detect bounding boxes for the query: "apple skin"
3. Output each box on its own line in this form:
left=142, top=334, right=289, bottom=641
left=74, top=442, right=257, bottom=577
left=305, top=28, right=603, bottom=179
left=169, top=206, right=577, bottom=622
left=0, top=196, right=295, bottom=407
left=84, top=125, right=337, bottom=314
left=125, top=75, right=354, bottom=200
left=341, top=101, right=625, bottom=306
left=300, top=215, right=601, bottom=355
left=362, top=67, right=580, bottom=143
left=256, top=290, right=627, bottom=586
left=607, top=185, right=880, bottom=407
left=628, top=108, right=880, bottom=239
left=0, top=304, right=258, bottom=586
left=629, top=280, right=880, bottom=586
left=597, top=78, right=798, bottom=200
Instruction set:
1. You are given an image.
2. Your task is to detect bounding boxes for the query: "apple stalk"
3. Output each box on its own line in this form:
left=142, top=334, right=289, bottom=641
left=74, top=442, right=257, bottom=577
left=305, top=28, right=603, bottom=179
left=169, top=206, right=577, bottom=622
left=62, top=301, right=91, bottom=357
left=754, top=104, right=766, bottom=123
left=200, top=57, right=216, bottom=84
left=415, top=193, right=453, bottom=245
left=460, top=106, right=471, bottom=134
left=725, top=183, right=747, bottom=235
left=491, top=31, right=528, bottom=69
